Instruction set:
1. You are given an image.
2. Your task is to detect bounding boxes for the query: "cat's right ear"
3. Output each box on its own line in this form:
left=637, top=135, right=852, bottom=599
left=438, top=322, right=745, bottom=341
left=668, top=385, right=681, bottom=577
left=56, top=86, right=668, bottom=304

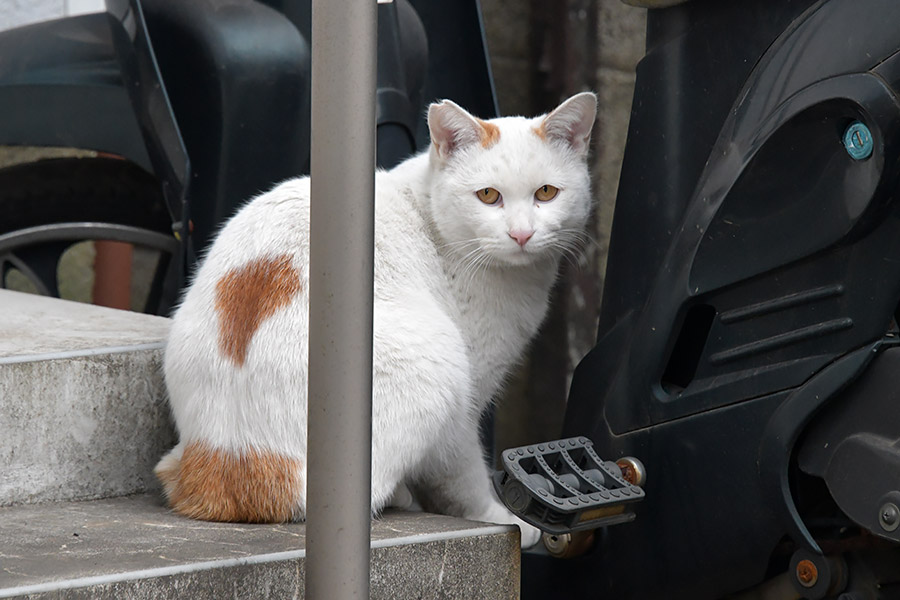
left=428, top=100, right=492, bottom=160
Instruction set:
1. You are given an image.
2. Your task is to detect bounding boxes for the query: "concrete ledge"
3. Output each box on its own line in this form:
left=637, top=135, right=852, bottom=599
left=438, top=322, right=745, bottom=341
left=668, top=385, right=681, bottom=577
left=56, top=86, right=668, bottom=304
left=0, top=495, right=520, bottom=599
left=0, top=290, right=174, bottom=505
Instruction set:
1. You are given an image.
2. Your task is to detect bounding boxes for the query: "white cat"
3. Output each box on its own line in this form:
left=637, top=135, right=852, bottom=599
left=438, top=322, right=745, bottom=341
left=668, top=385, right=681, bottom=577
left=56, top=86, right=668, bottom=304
left=155, top=92, right=597, bottom=549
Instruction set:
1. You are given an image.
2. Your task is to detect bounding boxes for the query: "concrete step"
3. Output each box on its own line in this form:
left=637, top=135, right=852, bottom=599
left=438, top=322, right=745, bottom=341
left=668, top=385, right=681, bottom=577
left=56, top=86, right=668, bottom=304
left=0, top=494, right=520, bottom=599
left=0, top=291, right=522, bottom=598
left=0, top=290, right=174, bottom=505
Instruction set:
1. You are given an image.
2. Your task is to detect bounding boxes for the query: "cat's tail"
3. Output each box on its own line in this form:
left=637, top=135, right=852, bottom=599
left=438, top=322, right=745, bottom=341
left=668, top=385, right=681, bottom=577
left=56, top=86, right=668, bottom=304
left=154, top=444, right=184, bottom=502
left=154, top=441, right=306, bottom=523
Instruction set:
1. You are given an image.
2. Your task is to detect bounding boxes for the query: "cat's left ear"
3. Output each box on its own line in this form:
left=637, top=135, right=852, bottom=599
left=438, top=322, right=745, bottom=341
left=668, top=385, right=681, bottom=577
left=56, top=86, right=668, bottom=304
left=536, top=92, right=597, bottom=157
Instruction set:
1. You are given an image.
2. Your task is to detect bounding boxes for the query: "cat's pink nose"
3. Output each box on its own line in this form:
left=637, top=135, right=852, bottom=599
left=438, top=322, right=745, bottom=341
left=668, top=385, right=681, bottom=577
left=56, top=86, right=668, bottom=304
left=508, top=229, right=534, bottom=247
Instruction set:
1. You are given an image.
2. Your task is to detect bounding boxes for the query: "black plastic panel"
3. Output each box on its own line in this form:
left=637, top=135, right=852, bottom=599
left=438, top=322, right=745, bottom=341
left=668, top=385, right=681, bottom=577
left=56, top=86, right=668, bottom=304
left=542, top=0, right=900, bottom=598
left=140, top=0, right=311, bottom=256
left=799, top=345, right=900, bottom=543
left=0, top=14, right=152, bottom=170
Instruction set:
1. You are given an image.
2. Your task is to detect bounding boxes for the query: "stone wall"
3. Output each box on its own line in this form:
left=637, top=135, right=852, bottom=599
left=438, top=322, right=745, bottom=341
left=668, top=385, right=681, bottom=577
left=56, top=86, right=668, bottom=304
left=481, top=0, right=647, bottom=453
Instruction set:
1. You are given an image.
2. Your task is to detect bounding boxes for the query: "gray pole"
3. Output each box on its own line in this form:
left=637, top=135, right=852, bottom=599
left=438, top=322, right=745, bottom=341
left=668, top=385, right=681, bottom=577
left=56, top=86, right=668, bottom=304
left=306, top=0, right=376, bottom=597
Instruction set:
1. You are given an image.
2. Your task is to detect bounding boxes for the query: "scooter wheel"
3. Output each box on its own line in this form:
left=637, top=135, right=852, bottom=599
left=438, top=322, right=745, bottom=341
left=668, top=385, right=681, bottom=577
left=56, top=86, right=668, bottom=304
left=0, top=155, right=177, bottom=314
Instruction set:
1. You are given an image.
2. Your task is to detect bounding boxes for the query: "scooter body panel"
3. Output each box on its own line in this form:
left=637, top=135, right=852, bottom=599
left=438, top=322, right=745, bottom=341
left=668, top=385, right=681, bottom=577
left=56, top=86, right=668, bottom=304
left=530, top=1, right=900, bottom=597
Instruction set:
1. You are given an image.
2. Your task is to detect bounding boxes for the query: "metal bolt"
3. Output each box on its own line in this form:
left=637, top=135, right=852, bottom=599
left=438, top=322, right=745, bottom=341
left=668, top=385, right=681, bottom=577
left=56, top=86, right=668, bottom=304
left=543, top=533, right=568, bottom=556
left=542, top=530, right=595, bottom=559
left=616, top=456, right=646, bottom=487
left=880, top=502, right=900, bottom=531
left=796, top=559, right=819, bottom=588
left=843, top=121, right=873, bottom=160
left=503, top=481, right=529, bottom=513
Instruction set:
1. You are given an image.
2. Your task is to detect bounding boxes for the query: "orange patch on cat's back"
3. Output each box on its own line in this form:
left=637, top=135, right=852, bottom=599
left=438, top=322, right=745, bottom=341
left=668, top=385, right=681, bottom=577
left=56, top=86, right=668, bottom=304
left=157, top=441, right=304, bottom=523
left=214, top=253, right=301, bottom=366
left=476, top=118, right=501, bottom=149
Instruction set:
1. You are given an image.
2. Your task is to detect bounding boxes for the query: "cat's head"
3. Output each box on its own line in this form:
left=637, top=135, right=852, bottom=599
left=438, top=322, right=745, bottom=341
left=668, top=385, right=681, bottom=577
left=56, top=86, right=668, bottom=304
left=426, top=92, right=596, bottom=268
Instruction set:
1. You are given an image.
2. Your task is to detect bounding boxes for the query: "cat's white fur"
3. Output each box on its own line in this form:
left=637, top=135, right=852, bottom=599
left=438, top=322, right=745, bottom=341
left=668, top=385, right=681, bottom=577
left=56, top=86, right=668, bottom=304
left=157, top=92, right=597, bottom=548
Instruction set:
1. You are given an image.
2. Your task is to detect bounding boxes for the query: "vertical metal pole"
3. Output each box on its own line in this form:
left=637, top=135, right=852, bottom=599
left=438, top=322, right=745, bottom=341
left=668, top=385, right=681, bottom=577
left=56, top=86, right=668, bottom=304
left=306, top=0, right=376, bottom=598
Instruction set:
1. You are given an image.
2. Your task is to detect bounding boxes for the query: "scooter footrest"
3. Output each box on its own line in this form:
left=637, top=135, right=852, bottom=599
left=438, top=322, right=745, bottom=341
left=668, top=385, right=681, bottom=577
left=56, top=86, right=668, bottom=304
left=492, top=436, right=645, bottom=535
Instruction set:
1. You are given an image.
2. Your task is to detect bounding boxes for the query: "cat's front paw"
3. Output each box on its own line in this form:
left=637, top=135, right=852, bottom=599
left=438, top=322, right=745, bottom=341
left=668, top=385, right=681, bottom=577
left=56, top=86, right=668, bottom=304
left=517, top=520, right=542, bottom=549
left=480, top=502, right=542, bottom=548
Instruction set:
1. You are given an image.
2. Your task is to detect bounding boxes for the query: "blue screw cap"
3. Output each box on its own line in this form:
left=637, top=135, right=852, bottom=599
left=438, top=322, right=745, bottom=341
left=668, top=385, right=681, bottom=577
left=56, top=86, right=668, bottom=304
left=844, top=121, right=873, bottom=160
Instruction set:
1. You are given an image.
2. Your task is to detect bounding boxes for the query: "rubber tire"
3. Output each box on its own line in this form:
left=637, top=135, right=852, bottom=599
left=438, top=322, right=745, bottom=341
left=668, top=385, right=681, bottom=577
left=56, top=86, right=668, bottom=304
left=0, top=157, right=175, bottom=314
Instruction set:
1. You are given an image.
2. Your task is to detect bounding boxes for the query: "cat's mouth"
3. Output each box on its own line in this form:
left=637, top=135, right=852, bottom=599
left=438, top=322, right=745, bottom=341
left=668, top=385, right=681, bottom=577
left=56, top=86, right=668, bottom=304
left=495, top=241, right=546, bottom=266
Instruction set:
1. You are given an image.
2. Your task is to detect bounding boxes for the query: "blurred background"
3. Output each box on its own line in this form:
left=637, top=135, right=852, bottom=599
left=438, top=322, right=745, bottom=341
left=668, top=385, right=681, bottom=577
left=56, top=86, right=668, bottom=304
left=0, top=0, right=647, bottom=458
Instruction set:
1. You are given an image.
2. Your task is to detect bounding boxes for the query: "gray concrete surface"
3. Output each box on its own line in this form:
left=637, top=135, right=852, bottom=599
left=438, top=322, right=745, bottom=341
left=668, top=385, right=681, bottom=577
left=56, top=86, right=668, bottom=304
left=0, top=289, right=169, bottom=359
left=0, top=290, right=174, bottom=505
left=0, top=494, right=520, bottom=599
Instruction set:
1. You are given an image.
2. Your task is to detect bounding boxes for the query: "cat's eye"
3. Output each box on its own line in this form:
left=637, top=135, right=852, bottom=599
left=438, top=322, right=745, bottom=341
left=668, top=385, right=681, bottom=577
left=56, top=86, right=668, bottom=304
left=476, top=187, right=501, bottom=205
left=534, top=184, right=559, bottom=202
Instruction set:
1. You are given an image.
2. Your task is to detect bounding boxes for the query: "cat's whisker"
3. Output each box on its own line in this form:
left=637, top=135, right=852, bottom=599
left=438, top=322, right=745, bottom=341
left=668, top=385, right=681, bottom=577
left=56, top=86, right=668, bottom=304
left=461, top=251, right=493, bottom=298
left=556, top=227, right=595, bottom=247
left=438, top=238, right=482, bottom=253
left=539, top=231, right=595, bottom=273
left=461, top=249, right=498, bottom=298
left=561, top=247, right=584, bottom=272
left=452, top=251, right=478, bottom=297
left=461, top=244, right=487, bottom=264
left=451, top=246, right=483, bottom=284
left=540, top=240, right=578, bottom=271
left=553, top=229, right=599, bottom=259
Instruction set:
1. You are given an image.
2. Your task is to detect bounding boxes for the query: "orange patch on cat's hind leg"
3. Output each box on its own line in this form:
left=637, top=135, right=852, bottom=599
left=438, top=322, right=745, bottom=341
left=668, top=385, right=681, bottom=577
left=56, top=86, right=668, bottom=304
left=214, top=253, right=302, bottom=366
left=156, top=441, right=305, bottom=523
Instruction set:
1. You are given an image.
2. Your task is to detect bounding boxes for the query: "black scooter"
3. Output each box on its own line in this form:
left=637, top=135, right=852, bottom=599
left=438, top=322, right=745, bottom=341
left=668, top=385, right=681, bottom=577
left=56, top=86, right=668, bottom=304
left=0, top=0, right=496, bottom=314
left=497, top=1, right=900, bottom=598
